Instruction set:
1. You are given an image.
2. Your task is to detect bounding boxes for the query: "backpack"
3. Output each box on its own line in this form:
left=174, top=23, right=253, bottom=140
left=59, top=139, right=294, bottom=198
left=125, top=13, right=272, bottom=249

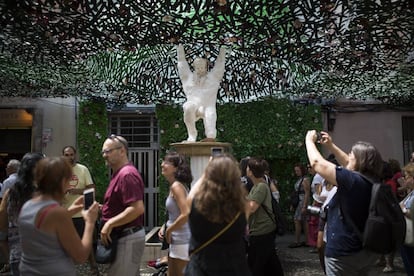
left=262, top=177, right=287, bottom=236
left=342, top=173, right=406, bottom=254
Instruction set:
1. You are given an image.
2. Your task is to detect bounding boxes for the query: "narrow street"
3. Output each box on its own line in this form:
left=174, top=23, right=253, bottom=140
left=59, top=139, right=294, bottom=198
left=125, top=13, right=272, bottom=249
left=276, top=234, right=407, bottom=276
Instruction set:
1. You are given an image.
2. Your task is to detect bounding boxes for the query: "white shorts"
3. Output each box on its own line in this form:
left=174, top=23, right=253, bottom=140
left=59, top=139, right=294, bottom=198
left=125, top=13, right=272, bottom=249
left=169, top=243, right=190, bottom=261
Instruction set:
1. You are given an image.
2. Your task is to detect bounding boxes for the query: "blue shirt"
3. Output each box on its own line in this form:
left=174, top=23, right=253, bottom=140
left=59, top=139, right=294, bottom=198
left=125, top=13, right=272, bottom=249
left=0, top=173, right=18, bottom=198
left=325, top=167, right=372, bottom=257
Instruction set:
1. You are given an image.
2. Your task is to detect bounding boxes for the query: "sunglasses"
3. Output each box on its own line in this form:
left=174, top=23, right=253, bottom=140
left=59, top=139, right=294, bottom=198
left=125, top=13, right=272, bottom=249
left=108, top=134, right=128, bottom=149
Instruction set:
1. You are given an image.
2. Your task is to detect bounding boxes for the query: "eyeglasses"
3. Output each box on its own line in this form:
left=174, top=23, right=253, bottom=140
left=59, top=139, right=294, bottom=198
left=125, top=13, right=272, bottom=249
left=108, top=134, right=128, bottom=149
left=161, top=160, right=174, bottom=166
left=101, top=146, right=122, bottom=155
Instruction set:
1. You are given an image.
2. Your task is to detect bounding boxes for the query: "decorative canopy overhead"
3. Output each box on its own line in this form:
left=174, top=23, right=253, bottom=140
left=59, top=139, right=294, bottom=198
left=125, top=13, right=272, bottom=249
left=0, top=0, right=413, bottom=104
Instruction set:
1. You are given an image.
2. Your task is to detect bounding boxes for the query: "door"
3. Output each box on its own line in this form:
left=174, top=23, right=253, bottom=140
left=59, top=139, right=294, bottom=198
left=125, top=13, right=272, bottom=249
left=109, top=109, right=160, bottom=230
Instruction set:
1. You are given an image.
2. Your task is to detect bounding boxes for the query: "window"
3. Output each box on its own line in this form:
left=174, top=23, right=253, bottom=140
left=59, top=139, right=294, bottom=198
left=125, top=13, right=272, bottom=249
left=109, top=115, right=158, bottom=148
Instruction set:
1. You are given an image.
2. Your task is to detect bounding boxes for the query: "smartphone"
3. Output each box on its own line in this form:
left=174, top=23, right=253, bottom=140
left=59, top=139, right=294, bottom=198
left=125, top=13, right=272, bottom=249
left=211, top=147, right=223, bottom=157
left=83, top=188, right=95, bottom=210
left=316, top=132, right=322, bottom=143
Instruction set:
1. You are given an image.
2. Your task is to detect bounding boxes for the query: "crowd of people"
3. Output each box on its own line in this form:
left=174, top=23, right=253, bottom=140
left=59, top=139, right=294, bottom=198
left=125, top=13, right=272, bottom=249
left=0, top=131, right=413, bottom=276
left=0, top=135, right=146, bottom=276
left=305, top=130, right=414, bottom=275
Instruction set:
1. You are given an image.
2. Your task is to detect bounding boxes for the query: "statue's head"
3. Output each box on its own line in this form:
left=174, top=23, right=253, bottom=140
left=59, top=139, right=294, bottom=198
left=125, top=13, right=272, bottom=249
left=193, top=58, right=208, bottom=75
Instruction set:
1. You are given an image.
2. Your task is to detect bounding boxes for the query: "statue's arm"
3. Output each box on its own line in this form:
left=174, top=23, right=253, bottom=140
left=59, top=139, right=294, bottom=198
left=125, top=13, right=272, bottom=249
left=210, top=46, right=226, bottom=79
left=177, top=44, right=191, bottom=82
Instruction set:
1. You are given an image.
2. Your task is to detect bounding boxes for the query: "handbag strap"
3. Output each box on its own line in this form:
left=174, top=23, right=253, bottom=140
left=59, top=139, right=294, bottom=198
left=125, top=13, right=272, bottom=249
left=262, top=203, right=275, bottom=223
left=295, top=177, right=305, bottom=193
left=190, top=211, right=241, bottom=256
left=261, top=183, right=275, bottom=223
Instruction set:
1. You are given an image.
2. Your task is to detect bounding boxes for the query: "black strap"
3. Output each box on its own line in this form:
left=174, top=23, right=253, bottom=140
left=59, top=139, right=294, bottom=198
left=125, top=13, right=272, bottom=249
left=296, top=177, right=305, bottom=194
left=260, top=181, right=275, bottom=223
left=262, top=203, right=275, bottom=223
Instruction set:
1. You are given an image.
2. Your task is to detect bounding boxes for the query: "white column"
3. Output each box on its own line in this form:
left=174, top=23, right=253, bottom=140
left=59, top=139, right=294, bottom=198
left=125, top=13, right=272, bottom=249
left=189, top=155, right=210, bottom=187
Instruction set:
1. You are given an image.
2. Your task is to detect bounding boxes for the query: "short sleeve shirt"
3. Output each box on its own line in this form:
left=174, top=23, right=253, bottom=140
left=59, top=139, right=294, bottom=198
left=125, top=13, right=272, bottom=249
left=248, top=182, right=276, bottom=236
left=311, top=173, right=324, bottom=194
left=102, top=163, right=144, bottom=232
left=0, top=173, right=18, bottom=198
left=402, top=190, right=414, bottom=210
left=62, top=163, right=93, bottom=217
left=325, top=167, right=372, bottom=257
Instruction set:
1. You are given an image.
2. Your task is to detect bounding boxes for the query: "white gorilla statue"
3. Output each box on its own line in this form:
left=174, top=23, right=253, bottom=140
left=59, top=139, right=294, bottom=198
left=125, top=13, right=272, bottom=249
left=177, top=44, right=226, bottom=142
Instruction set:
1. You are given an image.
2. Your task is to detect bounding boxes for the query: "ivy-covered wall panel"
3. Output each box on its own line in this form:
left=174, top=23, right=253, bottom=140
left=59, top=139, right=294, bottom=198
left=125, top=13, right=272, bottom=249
left=78, top=100, right=109, bottom=202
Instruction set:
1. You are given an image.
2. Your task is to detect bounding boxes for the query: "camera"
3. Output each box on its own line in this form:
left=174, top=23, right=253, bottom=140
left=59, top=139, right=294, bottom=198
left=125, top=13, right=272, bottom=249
left=316, top=132, right=322, bottom=143
left=211, top=147, right=223, bottom=157
left=306, top=205, right=327, bottom=219
left=307, top=205, right=321, bottom=215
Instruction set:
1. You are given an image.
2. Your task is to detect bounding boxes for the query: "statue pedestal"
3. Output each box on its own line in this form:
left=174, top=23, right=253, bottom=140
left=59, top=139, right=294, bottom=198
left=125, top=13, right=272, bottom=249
left=170, top=142, right=232, bottom=187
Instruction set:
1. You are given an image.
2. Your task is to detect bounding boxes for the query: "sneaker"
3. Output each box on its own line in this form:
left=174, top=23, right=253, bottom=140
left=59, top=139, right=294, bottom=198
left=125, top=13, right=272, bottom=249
left=147, top=260, right=157, bottom=268
left=147, top=259, right=168, bottom=269
left=383, top=266, right=394, bottom=273
left=155, top=262, right=168, bottom=269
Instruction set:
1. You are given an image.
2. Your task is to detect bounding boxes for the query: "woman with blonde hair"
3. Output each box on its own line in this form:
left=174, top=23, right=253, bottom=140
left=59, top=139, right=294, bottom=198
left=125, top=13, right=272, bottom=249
left=185, top=154, right=250, bottom=276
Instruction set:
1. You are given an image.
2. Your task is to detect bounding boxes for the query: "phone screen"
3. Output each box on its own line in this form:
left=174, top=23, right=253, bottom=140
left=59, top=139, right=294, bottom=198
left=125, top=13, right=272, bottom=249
left=211, top=147, right=223, bottom=156
left=83, top=188, right=94, bottom=210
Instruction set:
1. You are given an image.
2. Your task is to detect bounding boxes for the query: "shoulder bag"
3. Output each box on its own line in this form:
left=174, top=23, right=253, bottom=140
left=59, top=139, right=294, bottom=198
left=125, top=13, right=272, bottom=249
left=160, top=210, right=169, bottom=250
left=161, top=223, right=169, bottom=250
left=95, top=220, right=119, bottom=264
left=95, top=235, right=118, bottom=264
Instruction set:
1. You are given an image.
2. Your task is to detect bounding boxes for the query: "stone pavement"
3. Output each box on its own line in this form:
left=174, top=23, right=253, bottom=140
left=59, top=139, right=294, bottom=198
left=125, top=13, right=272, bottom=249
left=75, top=233, right=408, bottom=275
left=275, top=234, right=407, bottom=276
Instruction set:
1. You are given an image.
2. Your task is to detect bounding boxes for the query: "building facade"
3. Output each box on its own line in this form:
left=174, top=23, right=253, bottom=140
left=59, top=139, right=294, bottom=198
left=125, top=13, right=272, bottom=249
left=1, top=96, right=414, bottom=228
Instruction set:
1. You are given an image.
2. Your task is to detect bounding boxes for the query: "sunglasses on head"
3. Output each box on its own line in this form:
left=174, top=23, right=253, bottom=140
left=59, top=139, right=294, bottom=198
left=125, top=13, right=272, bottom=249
left=108, top=134, right=128, bottom=149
